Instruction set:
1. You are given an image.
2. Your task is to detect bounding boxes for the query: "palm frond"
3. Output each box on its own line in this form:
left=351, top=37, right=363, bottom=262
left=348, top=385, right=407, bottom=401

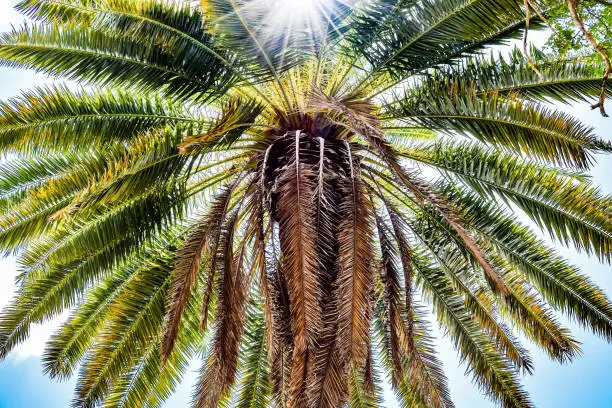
left=484, top=253, right=581, bottom=362
left=348, top=363, right=382, bottom=408
left=202, top=0, right=308, bottom=80
left=102, top=246, right=203, bottom=408
left=194, top=210, right=249, bottom=408
left=385, top=85, right=609, bottom=168
left=346, top=0, right=536, bottom=84
left=372, top=287, right=453, bottom=408
left=1, top=1, right=611, bottom=407
left=437, top=49, right=612, bottom=104
left=40, top=232, right=183, bottom=380
left=0, top=85, right=200, bottom=153
left=413, top=253, right=533, bottom=408
left=162, top=178, right=241, bottom=363
left=0, top=21, right=232, bottom=102
left=71, top=246, right=174, bottom=407
left=0, top=147, right=122, bottom=254
left=400, top=140, right=612, bottom=261
left=335, top=143, right=374, bottom=398
left=274, top=132, right=321, bottom=405
left=466, top=193, right=612, bottom=341
left=180, top=97, right=263, bottom=155
left=411, top=219, right=534, bottom=373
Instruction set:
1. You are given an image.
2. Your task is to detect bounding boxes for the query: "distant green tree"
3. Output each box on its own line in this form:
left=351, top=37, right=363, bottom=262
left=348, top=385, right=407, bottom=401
left=0, top=1, right=611, bottom=407
left=544, top=0, right=612, bottom=114
left=546, top=0, right=611, bottom=59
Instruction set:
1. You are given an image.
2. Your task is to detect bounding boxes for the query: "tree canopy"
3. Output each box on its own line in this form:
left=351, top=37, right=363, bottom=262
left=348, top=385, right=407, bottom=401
left=0, top=1, right=611, bottom=407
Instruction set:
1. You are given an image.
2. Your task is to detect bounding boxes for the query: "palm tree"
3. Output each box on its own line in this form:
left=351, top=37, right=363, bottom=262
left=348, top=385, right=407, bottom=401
left=0, top=0, right=611, bottom=406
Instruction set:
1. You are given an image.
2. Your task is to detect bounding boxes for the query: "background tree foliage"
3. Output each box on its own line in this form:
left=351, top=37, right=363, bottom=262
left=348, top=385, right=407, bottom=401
left=546, top=0, right=611, bottom=60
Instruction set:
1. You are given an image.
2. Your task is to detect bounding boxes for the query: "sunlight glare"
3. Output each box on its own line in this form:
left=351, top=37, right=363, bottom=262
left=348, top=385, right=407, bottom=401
left=277, top=0, right=320, bottom=12
left=257, top=0, right=349, bottom=54
left=266, top=0, right=328, bottom=28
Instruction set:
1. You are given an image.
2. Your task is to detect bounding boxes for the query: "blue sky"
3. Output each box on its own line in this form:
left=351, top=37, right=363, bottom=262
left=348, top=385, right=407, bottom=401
left=1, top=1, right=612, bottom=406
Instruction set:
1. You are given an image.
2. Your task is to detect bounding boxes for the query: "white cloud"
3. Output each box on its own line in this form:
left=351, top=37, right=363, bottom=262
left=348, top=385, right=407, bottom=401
left=0, top=258, right=66, bottom=362
left=0, top=0, right=23, bottom=32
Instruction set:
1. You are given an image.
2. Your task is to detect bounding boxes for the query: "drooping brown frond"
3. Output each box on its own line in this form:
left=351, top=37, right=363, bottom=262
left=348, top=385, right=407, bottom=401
left=275, top=130, right=322, bottom=406
left=373, top=205, right=454, bottom=408
left=194, top=210, right=249, bottom=408
left=161, top=223, right=208, bottom=364
left=381, top=144, right=509, bottom=296
left=384, top=200, right=414, bottom=317
left=374, top=213, right=404, bottom=386
left=256, top=143, right=292, bottom=406
left=335, top=141, right=374, bottom=403
left=199, top=180, right=243, bottom=331
left=316, top=337, right=347, bottom=408
left=307, top=137, right=346, bottom=408
left=267, top=238, right=293, bottom=407
left=252, top=180, right=274, bottom=356
left=313, top=92, right=508, bottom=298
left=161, top=180, right=242, bottom=363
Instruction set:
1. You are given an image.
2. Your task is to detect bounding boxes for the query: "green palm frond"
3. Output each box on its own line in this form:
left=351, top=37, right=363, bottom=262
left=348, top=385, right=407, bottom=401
left=0, top=127, right=190, bottom=256
left=0, top=147, right=122, bottom=253
left=400, top=140, right=612, bottom=261
left=180, top=97, right=264, bottom=155
left=443, top=186, right=612, bottom=340
left=346, top=0, right=538, bottom=88
left=42, top=255, right=150, bottom=380
left=482, top=253, right=581, bottom=362
left=411, top=224, right=534, bottom=373
left=371, top=237, right=454, bottom=408
left=348, top=362, right=382, bottom=408
left=100, top=261, right=203, bottom=408
left=0, top=85, right=202, bottom=153
left=201, top=0, right=303, bottom=109
left=0, top=21, right=234, bottom=102
left=436, top=49, right=612, bottom=104
left=0, top=151, right=99, bottom=213
left=0, top=189, right=183, bottom=359
left=72, top=248, right=173, bottom=407
left=413, top=253, right=533, bottom=408
left=385, top=84, right=609, bottom=168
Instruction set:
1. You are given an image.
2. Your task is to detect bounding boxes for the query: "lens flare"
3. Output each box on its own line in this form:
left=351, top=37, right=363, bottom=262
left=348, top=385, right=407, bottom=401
left=255, top=0, right=352, bottom=54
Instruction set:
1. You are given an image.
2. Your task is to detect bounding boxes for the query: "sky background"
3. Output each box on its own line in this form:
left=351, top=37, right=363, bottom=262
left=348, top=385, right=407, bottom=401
left=1, top=0, right=612, bottom=406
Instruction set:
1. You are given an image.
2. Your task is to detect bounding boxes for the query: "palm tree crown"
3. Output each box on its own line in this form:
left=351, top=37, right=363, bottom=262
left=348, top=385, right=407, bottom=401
left=0, top=0, right=611, bottom=407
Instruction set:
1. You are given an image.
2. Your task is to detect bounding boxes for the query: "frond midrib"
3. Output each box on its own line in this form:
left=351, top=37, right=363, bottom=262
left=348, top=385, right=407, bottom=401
left=0, top=112, right=205, bottom=133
